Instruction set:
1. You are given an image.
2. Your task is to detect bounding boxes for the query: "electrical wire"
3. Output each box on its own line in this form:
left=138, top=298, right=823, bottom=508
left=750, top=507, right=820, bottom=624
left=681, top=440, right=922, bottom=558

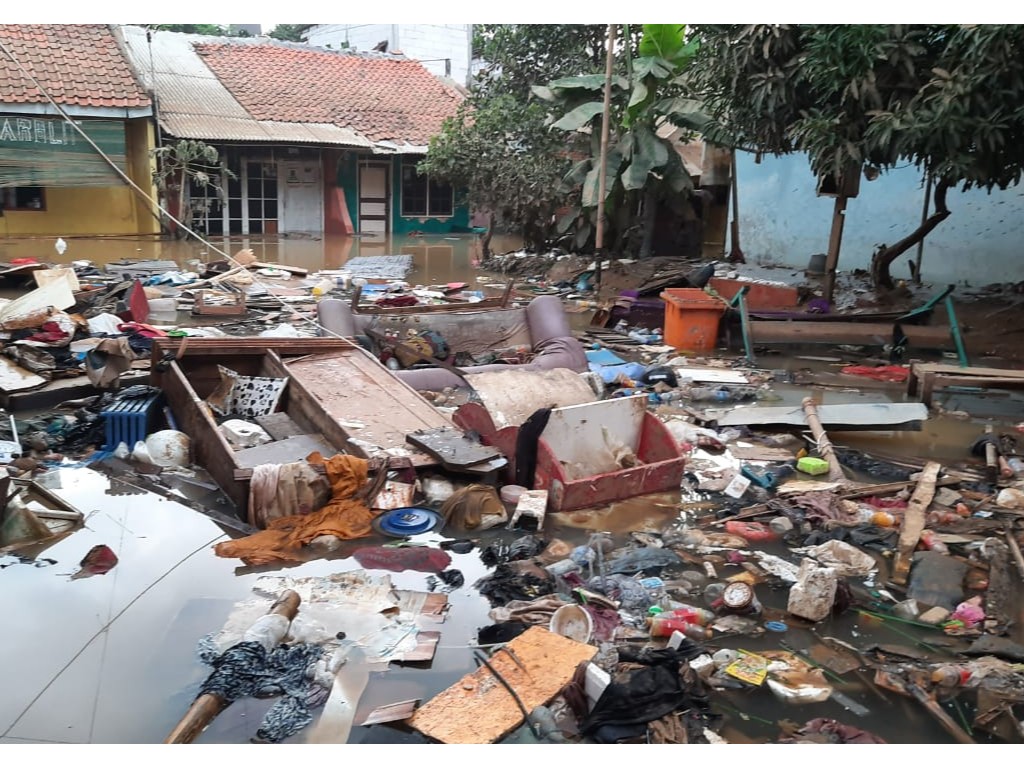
left=0, top=37, right=348, bottom=341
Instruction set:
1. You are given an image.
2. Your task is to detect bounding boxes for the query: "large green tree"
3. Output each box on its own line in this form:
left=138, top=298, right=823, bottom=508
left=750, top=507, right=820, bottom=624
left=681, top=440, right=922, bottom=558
left=418, top=25, right=617, bottom=255
left=688, top=24, right=1024, bottom=288
left=539, top=24, right=707, bottom=258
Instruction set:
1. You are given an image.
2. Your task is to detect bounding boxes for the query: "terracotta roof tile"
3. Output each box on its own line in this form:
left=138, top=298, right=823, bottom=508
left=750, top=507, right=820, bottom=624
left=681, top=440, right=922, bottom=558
left=194, top=43, right=463, bottom=146
left=0, top=24, right=150, bottom=109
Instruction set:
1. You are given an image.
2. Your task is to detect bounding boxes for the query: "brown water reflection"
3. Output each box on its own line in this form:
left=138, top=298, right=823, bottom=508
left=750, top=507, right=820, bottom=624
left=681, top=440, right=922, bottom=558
left=0, top=233, right=526, bottom=288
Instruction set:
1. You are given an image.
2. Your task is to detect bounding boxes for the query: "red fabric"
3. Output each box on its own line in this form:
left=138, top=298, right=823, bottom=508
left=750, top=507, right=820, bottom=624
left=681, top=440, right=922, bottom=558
left=116, top=322, right=167, bottom=338
left=352, top=545, right=451, bottom=573
left=840, top=365, right=910, bottom=382
left=25, top=321, right=69, bottom=343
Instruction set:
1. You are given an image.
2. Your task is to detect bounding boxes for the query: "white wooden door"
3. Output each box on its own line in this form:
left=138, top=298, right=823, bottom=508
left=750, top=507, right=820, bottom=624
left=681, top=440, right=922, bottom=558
left=279, top=161, right=323, bottom=234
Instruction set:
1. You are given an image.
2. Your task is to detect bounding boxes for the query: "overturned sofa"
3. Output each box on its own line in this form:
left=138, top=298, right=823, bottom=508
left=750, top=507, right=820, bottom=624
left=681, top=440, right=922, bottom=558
left=317, top=294, right=589, bottom=392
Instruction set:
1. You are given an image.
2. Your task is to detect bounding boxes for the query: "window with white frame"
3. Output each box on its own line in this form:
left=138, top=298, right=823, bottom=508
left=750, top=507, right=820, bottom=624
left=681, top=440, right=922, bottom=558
left=401, top=159, right=453, bottom=217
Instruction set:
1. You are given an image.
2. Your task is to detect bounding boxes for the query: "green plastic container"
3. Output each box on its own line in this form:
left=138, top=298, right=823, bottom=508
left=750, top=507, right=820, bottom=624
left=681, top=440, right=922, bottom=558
left=797, top=456, right=830, bottom=476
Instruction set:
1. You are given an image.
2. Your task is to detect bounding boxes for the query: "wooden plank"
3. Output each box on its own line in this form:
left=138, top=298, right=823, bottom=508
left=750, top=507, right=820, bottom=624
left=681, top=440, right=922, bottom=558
left=159, top=361, right=248, bottom=512
left=359, top=700, right=419, bottom=727
left=408, top=626, right=597, bottom=744
left=749, top=320, right=956, bottom=347
left=911, top=362, right=1024, bottom=379
left=892, top=461, right=941, bottom=585
left=285, top=349, right=452, bottom=467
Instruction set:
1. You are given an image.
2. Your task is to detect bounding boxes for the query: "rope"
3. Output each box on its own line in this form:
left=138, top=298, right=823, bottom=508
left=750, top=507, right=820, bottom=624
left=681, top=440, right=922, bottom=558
left=0, top=37, right=347, bottom=341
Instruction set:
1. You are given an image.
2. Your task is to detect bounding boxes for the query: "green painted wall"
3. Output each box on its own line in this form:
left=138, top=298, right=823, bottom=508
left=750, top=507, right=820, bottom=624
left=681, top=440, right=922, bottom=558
left=390, top=155, right=470, bottom=234
left=335, top=151, right=471, bottom=234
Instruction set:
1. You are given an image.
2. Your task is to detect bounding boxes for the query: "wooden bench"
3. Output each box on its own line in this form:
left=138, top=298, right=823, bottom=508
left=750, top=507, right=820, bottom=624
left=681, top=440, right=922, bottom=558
left=906, top=362, right=1024, bottom=406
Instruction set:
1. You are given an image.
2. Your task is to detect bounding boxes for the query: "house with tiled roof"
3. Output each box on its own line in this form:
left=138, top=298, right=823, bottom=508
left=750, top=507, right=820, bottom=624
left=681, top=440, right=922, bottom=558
left=119, top=26, right=469, bottom=238
left=0, top=24, right=159, bottom=237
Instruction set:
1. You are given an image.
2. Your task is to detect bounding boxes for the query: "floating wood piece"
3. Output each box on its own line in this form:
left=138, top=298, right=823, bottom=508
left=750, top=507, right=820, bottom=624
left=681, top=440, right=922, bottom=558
left=360, top=700, right=420, bottom=727
left=907, top=680, right=976, bottom=745
left=802, top=397, right=847, bottom=484
left=406, top=426, right=501, bottom=469
left=408, top=626, right=597, bottom=744
left=892, top=461, right=941, bottom=585
left=165, top=590, right=301, bottom=744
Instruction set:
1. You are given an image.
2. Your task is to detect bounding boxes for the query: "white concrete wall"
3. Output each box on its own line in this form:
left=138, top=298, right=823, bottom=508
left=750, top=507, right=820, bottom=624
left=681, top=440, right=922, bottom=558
left=306, top=24, right=473, bottom=85
left=735, top=152, right=1024, bottom=286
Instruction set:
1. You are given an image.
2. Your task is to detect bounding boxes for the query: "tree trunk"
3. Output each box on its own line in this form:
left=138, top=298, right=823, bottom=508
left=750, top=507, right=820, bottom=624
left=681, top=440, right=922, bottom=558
left=480, top=226, right=492, bottom=260
left=638, top=187, right=658, bottom=259
left=870, top=179, right=951, bottom=290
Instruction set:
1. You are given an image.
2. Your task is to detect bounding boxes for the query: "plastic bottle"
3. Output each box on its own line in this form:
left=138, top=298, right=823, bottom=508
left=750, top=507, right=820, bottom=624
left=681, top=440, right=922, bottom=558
left=856, top=506, right=897, bottom=527
left=648, top=616, right=712, bottom=640
left=1007, top=457, right=1024, bottom=476
left=703, top=582, right=726, bottom=607
left=311, top=278, right=335, bottom=298
left=931, top=664, right=975, bottom=688
left=658, top=604, right=717, bottom=626
left=243, top=613, right=291, bottom=652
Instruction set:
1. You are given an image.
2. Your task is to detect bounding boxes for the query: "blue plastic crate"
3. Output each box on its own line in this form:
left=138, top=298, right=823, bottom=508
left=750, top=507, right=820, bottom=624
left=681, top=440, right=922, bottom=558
left=101, top=394, right=163, bottom=451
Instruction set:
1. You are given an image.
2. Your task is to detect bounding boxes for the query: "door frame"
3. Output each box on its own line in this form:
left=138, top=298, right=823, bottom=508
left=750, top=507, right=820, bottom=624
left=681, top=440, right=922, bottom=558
left=357, top=160, right=390, bottom=235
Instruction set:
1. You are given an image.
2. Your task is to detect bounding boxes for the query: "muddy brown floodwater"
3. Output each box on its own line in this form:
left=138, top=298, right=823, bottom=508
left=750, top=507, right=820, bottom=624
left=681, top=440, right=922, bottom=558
left=0, top=233, right=1021, bottom=747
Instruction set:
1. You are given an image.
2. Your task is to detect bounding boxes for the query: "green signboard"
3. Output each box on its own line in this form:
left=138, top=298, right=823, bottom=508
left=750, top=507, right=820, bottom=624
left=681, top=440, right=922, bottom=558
left=0, top=115, right=127, bottom=188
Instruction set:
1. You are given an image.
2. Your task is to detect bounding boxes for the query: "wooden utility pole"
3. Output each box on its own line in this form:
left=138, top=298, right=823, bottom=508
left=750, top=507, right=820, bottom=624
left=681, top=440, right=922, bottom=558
left=594, top=23, right=617, bottom=294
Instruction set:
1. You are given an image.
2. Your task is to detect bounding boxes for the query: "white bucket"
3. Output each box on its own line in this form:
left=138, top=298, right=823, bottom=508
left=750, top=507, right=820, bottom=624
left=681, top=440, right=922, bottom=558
left=0, top=440, right=22, bottom=462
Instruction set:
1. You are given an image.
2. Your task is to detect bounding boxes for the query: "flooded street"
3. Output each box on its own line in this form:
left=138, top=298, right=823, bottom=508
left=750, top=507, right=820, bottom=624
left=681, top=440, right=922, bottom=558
left=1, top=232, right=1022, bottom=746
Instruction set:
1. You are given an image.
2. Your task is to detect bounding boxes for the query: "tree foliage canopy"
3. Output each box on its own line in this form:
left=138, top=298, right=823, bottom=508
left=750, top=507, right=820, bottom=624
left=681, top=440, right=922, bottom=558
left=689, top=24, right=1024, bottom=192
left=686, top=24, right=1024, bottom=285
left=419, top=24, right=614, bottom=252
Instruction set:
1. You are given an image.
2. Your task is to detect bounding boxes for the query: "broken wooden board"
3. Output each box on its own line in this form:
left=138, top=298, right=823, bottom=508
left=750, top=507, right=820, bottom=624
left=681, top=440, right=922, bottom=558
left=285, top=349, right=452, bottom=467
left=360, top=700, right=419, bottom=727
left=892, top=461, right=940, bottom=585
left=406, top=426, right=501, bottom=469
left=464, top=368, right=597, bottom=429
left=692, top=401, right=929, bottom=430
left=0, top=275, right=76, bottom=330
left=730, top=444, right=796, bottom=462
left=408, top=626, right=597, bottom=744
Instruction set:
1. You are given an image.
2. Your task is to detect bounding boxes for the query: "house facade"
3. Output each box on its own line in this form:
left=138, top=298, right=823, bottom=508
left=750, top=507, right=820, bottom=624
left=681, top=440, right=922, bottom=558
left=0, top=24, right=159, bottom=237
left=120, top=26, right=470, bottom=240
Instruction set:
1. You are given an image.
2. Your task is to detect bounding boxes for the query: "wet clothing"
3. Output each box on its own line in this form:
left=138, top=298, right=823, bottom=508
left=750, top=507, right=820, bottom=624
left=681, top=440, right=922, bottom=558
left=196, top=638, right=327, bottom=743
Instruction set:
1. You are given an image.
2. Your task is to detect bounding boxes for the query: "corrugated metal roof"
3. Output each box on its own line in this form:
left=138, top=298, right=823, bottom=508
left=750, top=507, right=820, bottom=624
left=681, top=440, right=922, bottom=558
left=118, top=26, right=371, bottom=148
left=158, top=114, right=371, bottom=147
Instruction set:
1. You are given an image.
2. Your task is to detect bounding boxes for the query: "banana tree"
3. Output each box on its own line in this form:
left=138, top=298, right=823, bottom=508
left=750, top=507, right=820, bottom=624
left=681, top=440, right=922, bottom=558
left=534, top=24, right=709, bottom=257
